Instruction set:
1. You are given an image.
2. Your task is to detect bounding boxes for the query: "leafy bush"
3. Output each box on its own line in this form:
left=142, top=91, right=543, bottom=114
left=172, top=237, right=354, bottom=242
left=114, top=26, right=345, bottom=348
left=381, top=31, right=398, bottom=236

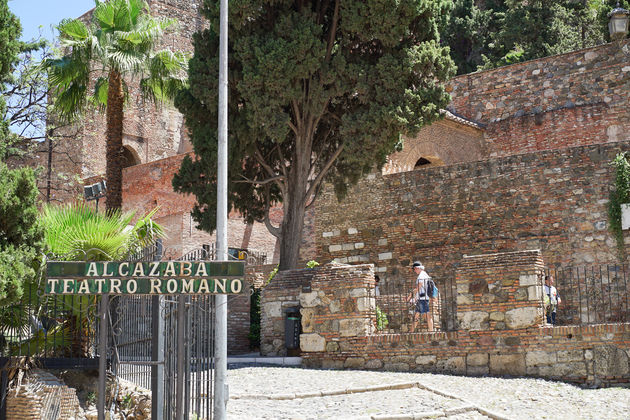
left=0, top=163, right=44, bottom=307
left=376, top=306, right=389, bottom=331
left=608, top=152, right=630, bottom=258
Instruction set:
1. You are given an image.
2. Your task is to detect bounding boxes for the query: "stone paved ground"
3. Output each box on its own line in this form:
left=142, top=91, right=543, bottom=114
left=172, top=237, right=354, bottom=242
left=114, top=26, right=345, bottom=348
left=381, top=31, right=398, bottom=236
left=226, top=367, right=630, bottom=420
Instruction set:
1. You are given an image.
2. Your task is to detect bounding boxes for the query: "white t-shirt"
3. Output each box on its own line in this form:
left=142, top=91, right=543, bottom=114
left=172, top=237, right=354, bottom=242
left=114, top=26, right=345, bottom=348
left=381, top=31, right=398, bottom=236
left=544, top=285, right=559, bottom=305
left=416, top=271, right=430, bottom=301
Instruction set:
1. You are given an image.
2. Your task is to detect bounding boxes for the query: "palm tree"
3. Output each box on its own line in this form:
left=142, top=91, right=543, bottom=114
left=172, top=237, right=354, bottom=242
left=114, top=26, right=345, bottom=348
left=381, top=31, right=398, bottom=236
left=41, top=201, right=164, bottom=356
left=45, top=0, right=187, bottom=212
left=41, top=201, right=165, bottom=260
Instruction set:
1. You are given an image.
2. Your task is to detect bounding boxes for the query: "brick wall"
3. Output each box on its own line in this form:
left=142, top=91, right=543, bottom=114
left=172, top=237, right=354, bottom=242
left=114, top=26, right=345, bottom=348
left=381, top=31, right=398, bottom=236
left=383, top=118, right=485, bottom=174
left=228, top=293, right=251, bottom=355
left=74, top=0, right=206, bottom=180
left=296, top=257, right=630, bottom=387
left=121, top=153, right=280, bottom=261
left=448, top=40, right=630, bottom=157
left=315, top=142, right=629, bottom=290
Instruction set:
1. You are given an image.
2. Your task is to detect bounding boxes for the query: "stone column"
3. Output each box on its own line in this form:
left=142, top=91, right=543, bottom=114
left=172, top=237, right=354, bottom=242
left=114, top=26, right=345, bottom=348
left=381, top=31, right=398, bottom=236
left=299, top=263, right=375, bottom=369
left=455, top=250, right=545, bottom=331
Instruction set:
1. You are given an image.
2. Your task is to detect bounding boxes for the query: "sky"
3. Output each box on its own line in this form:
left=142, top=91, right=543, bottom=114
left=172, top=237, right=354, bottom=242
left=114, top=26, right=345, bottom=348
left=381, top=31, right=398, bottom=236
left=9, top=0, right=95, bottom=42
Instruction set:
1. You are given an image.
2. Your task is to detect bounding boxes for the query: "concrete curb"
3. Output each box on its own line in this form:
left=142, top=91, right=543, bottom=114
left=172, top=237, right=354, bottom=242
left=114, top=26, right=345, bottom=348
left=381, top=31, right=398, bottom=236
left=231, top=382, right=418, bottom=400
left=232, top=380, right=513, bottom=420
left=227, top=356, right=302, bottom=366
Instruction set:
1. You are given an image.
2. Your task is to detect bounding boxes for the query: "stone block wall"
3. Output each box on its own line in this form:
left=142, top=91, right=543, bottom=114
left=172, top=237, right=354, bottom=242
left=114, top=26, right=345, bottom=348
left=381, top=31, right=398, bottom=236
left=297, top=257, right=630, bottom=387
left=448, top=40, right=630, bottom=157
left=456, top=250, right=545, bottom=331
left=299, top=264, right=375, bottom=369
left=260, top=268, right=314, bottom=356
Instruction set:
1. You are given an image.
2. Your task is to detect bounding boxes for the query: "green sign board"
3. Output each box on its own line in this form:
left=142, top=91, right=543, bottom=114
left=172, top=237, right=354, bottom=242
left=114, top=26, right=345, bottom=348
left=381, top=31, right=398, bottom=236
left=45, top=261, right=245, bottom=295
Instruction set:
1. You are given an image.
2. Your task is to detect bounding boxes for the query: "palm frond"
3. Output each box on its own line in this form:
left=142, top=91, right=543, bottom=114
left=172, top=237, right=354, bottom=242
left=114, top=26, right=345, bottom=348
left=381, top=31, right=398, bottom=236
left=109, top=49, right=144, bottom=73
left=50, top=82, right=88, bottom=122
left=92, top=0, right=119, bottom=32
left=42, top=202, right=164, bottom=261
left=139, top=49, right=188, bottom=103
left=92, top=76, right=109, bottom=110
left=57, top=18, right=89, bottom=43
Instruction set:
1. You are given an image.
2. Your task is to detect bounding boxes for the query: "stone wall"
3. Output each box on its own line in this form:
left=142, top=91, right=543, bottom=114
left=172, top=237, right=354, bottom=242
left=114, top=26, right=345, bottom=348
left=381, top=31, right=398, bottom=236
left=456, top=251, right=545, bottom=331
left=260, top=268, right=315, bottom=356
left=448, top=40, right=630, bottom=157
left=296, top=257, right=630, bottom=387
left=315, top=142, right=628, bottom=290
left=299, top=264, right=375, bottom=367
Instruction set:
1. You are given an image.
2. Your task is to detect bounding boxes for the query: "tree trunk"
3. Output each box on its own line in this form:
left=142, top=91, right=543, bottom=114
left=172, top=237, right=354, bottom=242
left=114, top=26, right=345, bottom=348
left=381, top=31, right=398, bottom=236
left=105, top=70, right=125, bottom=213
left=46, top=130, right=53, bottom=203
left=278, top=134, right=311, bottom=270
left=278, top=186, right=307, bottom=271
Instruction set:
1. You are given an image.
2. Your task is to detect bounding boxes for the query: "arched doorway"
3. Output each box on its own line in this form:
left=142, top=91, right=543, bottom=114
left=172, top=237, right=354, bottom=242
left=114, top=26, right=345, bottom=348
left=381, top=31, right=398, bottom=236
left=121, top=146, right=141, bottom=169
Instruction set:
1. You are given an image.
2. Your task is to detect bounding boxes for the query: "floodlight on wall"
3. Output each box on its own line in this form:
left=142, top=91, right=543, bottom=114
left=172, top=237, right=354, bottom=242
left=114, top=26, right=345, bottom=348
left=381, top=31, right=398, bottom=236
left=84, top=180, right=107, bottom=212
left=609, top=2, right=630, bottom=41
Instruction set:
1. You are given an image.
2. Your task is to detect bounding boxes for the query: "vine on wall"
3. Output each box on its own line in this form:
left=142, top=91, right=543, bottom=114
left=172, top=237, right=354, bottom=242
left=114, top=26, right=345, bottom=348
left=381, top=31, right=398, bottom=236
left=608, top=152, right=630, bottom=259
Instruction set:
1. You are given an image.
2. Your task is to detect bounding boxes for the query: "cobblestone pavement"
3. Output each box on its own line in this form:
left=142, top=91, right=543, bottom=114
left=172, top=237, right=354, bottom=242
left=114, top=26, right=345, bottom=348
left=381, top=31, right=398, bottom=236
left=226, top=367, right=630, bottom=420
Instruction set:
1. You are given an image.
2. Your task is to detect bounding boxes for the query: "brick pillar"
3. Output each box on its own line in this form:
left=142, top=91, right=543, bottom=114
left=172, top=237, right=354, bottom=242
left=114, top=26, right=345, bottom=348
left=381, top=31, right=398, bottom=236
left=455, top=250, right=545, bottom=331
left=299, top=264, right=375, bottom=369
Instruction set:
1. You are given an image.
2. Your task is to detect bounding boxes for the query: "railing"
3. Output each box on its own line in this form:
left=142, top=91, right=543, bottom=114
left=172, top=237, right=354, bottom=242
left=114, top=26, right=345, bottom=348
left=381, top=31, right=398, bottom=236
left=544, top=264, right=630, bottom=326
left=0, top=285, right=98, bottom=359
left=188, top=243, right=268, bottom=265
left=369, top=276, right=457, bottom=333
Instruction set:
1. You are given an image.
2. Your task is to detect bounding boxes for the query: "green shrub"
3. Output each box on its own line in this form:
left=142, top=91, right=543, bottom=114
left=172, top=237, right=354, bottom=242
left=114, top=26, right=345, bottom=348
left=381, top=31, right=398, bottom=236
left=608, top=152, right=630, bottom=259
left=376, top=306, right=388, bottom=331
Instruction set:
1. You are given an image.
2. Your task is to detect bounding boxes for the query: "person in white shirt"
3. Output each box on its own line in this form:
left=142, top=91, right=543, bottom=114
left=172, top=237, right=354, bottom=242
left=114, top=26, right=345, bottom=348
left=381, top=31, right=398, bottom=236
left=407, top=261, right=434, bottom=332
left=544, top=274, right=561, bottom=325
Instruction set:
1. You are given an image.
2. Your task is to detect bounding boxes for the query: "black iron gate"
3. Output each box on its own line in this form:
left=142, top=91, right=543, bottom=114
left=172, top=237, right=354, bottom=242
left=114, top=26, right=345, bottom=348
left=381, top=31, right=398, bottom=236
left=105, top=245, right=216, bottom=420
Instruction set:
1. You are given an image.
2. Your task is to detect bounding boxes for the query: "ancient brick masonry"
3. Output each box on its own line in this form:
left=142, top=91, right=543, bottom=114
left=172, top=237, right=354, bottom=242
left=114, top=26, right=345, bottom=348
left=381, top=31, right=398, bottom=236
left=260, top=268, right=315, bottom=356
left=290, top=253, right=630, bottom=387
left=448, top=41, right=630, bottom=157
left=456, top=250, right=545, bottom=332
left=315, top=142, right=626, bottom=289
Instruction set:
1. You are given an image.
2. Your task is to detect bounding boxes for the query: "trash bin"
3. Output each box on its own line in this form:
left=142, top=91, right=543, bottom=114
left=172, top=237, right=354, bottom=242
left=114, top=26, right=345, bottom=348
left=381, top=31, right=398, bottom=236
left=284, top=307, right=301, bottom=350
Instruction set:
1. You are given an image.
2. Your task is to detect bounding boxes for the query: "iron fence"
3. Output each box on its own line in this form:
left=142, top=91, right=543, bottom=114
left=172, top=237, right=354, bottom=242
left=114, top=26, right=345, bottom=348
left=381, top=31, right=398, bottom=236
left=196, top=243, right=268, bottom=265
left=544, top=264, right=630, bottom=326
left=370, top=275, right=457, bottom=333
left=0, top=280, right=99, bottom=359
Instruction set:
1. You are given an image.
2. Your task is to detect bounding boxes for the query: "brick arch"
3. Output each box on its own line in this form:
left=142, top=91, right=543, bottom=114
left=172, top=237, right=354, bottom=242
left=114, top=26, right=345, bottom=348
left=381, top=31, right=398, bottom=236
left=382, top=142, right=445, bottom=175
left=121, top=145, right=141, bottom=169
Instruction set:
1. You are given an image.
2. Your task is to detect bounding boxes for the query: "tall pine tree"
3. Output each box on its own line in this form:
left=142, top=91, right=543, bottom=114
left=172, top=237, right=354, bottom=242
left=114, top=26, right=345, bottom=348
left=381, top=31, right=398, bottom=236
left=0, top=0, right=44, bottom=305
left=441, top=0, right=615, bottom=74
left=173, top=0, right=455, bottom=270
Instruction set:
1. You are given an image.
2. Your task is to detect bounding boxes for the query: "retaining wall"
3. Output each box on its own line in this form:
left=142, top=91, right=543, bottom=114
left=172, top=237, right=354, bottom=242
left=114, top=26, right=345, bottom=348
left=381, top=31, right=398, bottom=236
left=287, top=253, right=630, bottom=387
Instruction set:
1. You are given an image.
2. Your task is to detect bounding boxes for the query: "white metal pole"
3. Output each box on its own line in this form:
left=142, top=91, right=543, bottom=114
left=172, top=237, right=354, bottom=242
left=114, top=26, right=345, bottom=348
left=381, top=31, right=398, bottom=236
left=214, top=0, right=229, bottom=418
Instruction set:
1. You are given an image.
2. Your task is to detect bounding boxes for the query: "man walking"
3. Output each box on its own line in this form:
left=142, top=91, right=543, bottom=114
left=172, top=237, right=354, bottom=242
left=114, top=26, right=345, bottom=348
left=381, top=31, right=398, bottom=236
left=407, top=261, right=433, bottom=332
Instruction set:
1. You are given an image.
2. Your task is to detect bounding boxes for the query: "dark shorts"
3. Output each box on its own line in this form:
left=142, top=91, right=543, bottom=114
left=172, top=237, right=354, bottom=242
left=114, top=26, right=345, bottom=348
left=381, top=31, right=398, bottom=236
left=415, top=299, right=429, bottom=314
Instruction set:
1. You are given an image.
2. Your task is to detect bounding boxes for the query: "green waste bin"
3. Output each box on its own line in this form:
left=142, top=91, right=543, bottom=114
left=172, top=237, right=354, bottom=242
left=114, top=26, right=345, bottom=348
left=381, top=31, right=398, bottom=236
left=284, top=307, right=301, bottom=350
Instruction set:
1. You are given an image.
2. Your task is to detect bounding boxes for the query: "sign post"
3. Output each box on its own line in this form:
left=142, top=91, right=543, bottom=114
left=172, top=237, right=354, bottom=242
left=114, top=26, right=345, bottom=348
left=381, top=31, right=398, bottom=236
left=45, top=259, right=245, bottom=420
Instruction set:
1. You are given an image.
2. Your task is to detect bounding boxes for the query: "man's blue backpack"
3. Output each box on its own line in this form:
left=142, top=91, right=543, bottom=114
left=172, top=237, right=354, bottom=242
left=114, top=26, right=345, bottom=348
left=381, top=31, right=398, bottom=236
left=427, top=278, right=438, bottom=298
